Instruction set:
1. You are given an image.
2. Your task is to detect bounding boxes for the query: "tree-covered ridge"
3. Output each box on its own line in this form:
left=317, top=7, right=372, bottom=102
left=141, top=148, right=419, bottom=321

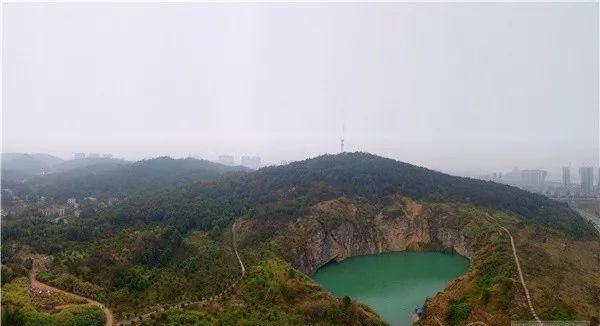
left=1, top=153, right=65, bottom=175
left=6, top=156, right=249, bottom=201
left=108, top=152, right=595, bottom=237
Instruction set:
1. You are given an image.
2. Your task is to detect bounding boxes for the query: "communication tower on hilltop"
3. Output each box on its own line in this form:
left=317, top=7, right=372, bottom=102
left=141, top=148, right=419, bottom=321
left=340, top=122, right=345, bottom=153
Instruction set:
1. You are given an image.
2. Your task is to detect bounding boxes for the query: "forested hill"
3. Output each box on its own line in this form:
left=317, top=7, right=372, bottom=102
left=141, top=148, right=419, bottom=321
left=109, top=152, right=595, bottom=237
left=1, top=153, right=64, bottom=175
left=9, top=157, right=249, bottom=200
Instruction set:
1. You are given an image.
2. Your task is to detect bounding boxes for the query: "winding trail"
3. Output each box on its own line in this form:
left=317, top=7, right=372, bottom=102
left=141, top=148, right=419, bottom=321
left=481, top=214, right=541, bottom=323
left=232, top=220, right=246, bottom=277
left=29, top=258, right=114, bottom=326
left=500, top=226, right=541, bottom=324
left=432, top=217, right=541, bottom=326
left=118, top=220, right=246, bottom=325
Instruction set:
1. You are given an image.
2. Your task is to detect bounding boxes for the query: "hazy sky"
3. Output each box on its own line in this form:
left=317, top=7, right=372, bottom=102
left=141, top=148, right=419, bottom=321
left=3, top=3, right=598, bottom=174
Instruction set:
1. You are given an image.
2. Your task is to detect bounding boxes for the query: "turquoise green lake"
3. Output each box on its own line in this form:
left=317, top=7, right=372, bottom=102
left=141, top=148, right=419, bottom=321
left=312, top=251, right=469, bottom=326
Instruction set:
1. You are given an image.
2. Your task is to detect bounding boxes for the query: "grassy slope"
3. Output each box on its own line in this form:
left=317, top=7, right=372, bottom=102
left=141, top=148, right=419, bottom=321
left=137, top=258, right=387, bottom=326
left=419, top=211, right=600, bottom=326
left=1, top=277, right=105, bottom=326
left=515, top=225, right=600, bottom=321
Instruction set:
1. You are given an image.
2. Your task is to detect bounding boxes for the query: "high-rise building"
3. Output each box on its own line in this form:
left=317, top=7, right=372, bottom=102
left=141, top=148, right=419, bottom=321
left=74, top=153, right=86, bottom=159
left=218, top=155, right=235, bottom=166
left=89, top=153, right=100, bottom=158
left=503, top=167, right=520, bottom=184
left=241, top=156, right=261, bottom=170
left=521, top=170, right=547, bottom=188
left=102, top=154, right=113, bottom=159
left=579, top=167, right=594, bottom=193
left=562, top=167, right=570, bottom=186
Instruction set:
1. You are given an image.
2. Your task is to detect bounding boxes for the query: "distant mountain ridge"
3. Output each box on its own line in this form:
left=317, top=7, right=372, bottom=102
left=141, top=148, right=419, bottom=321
left=5, top=156, right=249, bottom=201
left=1, top=153, right=129, bottom=175
left=1, top=153, right=65, bottom=175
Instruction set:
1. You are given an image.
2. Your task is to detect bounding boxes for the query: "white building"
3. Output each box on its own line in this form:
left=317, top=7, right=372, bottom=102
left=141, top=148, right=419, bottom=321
left=218, top=155, right=235, bottom=166
left=241, top=156, right=261, bottom=170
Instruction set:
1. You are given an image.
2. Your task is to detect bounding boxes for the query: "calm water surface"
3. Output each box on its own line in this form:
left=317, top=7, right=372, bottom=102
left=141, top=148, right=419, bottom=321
left=312, top=251, right=469, bottom=326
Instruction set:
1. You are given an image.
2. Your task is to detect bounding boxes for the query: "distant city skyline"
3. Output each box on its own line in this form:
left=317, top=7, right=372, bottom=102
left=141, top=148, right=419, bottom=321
left=3, top=150, right=599, bottom=184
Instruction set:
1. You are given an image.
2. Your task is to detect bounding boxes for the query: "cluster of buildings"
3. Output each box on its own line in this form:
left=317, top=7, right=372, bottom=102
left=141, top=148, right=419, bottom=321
left=485, top=166, right=600, bottom=198
left=217, top=155, right=293, bottom=170
left=74, top=153, right=113, bottom=159
left=218, top=155, right=263, bottom=170
left=2, top=193, right=120, bottom=222
left=241, top=156, right=262, bottom=170
left=218, top=155, right=235, bottom=166
left=38, top=198, right=82, bottom=222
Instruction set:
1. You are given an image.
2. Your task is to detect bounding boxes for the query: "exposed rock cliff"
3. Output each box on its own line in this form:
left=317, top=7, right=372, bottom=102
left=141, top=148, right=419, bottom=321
left=276, top=197, right=473, bottom=275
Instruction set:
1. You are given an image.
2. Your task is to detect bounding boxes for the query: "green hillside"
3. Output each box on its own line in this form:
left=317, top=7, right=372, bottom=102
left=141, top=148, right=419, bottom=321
left=6, top=157, right=249, bottom=201
left=2, top=153, right=598, bottom=326
left=107, top=152, right=595, bottom=237
left=1, top=153, right=64, bottom=175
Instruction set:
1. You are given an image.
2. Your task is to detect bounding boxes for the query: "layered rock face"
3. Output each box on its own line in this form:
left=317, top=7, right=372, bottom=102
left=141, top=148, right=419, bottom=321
left=280, top=198, right=472, bottom=275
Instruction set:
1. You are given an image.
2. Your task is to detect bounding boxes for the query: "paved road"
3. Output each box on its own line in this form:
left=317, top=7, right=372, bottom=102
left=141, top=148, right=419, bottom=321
left=573, top=208, right=600, bottom=234
left=29, top=261, right=114, bottom=326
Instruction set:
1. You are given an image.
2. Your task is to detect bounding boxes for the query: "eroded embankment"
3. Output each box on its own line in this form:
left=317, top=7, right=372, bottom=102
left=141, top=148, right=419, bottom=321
left=275, top=197, right=473, bottom=276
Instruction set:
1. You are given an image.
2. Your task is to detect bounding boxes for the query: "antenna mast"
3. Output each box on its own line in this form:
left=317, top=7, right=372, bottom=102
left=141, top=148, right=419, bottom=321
left=340, top=122, right=345, bottom=153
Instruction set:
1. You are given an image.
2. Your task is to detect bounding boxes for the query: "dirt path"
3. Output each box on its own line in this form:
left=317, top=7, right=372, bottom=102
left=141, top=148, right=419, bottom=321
left=432, top=217, right=541, bottom=326
left=29, top=261, right=114, bottom=326
left=118, top=220, right=246, bottom=325
left=232, top=220, right=246, bottom=277
left=500, top=226, right=541, bottom=324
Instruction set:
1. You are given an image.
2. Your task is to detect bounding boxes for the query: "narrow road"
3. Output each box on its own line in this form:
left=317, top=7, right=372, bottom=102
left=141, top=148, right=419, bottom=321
left=29, top=261, right=114, bottom=326
left=118, top=220, right=246, bottom=325
left=573, top=208, right=600, bottom=234
left=500, top=226, right=541, bottom=325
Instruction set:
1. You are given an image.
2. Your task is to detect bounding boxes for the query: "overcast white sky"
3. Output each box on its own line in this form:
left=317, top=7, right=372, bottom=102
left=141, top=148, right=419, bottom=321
left=2, top=3, right=598, bottom=174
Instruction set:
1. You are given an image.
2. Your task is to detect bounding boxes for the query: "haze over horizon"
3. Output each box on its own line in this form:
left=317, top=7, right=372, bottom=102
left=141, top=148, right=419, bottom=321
left=3, top=3, right=599, bottom=173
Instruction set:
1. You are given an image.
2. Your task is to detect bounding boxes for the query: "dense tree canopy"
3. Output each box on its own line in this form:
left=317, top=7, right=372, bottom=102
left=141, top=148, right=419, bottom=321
left=5, top=157, right=248, bottom=201
left=105, top=153, right=595, bottom=237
